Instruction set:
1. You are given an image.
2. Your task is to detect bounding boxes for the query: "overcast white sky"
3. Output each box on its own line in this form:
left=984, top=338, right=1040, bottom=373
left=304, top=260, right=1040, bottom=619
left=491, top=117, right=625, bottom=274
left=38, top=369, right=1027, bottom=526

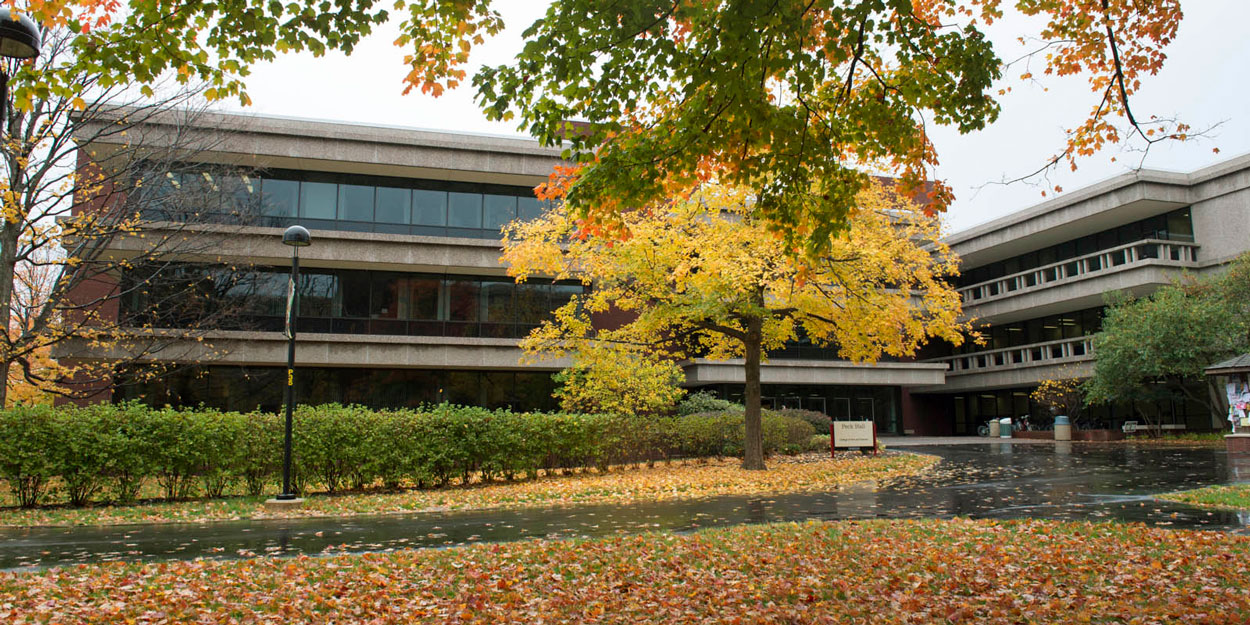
left=219, top=2, right=1249, bottom=234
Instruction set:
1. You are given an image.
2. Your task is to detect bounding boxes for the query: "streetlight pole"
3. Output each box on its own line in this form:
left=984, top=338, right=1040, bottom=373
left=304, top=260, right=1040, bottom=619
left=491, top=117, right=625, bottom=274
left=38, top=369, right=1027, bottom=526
left=268, top=225, right=310, bottom=508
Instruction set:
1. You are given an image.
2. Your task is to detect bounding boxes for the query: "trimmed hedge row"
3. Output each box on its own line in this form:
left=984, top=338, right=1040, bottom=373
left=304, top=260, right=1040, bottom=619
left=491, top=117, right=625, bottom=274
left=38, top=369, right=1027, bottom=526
left=0, top=403, right=818, bottom=508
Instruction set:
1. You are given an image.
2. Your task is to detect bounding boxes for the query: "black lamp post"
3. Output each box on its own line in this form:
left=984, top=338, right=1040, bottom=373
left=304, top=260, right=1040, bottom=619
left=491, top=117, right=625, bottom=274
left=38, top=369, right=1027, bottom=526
left=0, top=10, right=41, bottom=132
left=275, top=225, right=311, bottom=502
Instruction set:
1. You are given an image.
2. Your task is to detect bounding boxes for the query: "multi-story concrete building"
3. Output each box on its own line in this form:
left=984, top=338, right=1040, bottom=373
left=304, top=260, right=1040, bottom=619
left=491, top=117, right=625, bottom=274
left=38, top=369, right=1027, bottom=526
left=61, top=111, right=1250, bottom=435
left=908, top=155, right=1250, bottom=434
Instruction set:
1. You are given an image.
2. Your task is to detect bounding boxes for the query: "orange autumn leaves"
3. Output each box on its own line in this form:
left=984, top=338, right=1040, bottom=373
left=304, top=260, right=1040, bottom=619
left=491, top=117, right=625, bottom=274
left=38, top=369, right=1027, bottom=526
left=3, top=518, right=1247, bottom=623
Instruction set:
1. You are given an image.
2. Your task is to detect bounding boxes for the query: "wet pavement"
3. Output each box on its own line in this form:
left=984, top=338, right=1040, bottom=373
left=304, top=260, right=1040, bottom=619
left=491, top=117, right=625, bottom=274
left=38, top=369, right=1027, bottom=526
left=2, top=442, right=1249, bottom=571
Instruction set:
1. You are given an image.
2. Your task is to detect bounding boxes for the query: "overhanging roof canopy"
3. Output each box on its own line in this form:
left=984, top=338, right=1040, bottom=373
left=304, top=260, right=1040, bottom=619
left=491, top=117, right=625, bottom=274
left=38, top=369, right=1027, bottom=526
left=1205, top=354, right=1250, bottom=376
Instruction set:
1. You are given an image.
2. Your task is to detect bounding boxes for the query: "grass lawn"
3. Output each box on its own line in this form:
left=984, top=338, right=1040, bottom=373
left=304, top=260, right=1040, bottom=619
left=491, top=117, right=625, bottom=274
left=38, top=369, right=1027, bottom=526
left=3, top=518, right=1246, bottom=624
left=1119, top=432, right=1227, bottom=444
left=0, top=452, right=935, bottom=528
left=1160, top=484, right=1250, bottom=511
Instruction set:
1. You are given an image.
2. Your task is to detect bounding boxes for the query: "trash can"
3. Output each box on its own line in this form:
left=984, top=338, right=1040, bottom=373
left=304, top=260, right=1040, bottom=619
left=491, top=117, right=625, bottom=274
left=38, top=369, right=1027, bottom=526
left=1054, top=415, right=1072, bottom=441
left=999, top=417, right=1012, bottom=439
left=988, top=419, right=1000, bottom=437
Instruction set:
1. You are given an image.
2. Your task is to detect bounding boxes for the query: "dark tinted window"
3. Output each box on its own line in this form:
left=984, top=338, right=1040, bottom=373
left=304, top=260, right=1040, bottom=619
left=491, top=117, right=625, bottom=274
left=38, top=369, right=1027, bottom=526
left=375, top=187, right=411, bottom=224
left=448, top=192, right=482, bottom=228
left=338, top=184, right=375, bottom=222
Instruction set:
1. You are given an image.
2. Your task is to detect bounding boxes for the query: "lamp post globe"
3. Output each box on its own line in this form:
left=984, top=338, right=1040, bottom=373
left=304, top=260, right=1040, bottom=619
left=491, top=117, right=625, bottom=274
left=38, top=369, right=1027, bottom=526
left=283, top=224, right=311, bottom=247
left=272, top=225, right=311, bottom=507
left=0, top=9, right=41, bottom=138
left=0, top=9, right=40, bottom=60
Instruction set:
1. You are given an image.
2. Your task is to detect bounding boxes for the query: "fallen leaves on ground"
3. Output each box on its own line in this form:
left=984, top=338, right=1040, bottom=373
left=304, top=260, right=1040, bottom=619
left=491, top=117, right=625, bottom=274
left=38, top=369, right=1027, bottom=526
left=0, top=452, right=935, bottom=528
left=3, top=518, right=1246, bottom=624
left=1160, top=484, right=1250, bottom=511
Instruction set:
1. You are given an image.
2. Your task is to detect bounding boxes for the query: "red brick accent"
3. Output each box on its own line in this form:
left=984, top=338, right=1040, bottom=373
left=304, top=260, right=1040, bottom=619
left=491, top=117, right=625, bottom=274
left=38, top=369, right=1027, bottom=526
left=901, top=390, right=953, bottom=436
left=1012, top=430, right=1053, bottom=440
left=52, top=359, right=113, bottom=407
left=1227, top=434, right=1250, bottom=454
left=1075, top=429, right=1126, bottom=442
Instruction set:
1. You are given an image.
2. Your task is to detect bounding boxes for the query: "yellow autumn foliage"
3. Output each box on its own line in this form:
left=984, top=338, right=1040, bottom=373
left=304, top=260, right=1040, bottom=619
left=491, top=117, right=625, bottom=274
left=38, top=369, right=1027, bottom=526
left=504, top=180, right=968, bottom=383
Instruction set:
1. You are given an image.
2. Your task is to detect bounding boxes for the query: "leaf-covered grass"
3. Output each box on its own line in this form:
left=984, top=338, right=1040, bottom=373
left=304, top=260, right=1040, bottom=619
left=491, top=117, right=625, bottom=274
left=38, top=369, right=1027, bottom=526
left=1121, top=432, right=1228, bottom=444
left=4, top=518, right=1247, bottom=624
left=1160, top=484, right=1250, bottom=511
left=0, top=452, right=935, bottom=528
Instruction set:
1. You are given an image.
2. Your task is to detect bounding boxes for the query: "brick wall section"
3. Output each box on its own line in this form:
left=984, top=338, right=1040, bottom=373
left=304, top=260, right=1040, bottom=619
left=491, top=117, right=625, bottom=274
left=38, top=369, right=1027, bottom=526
left=55, top=153, right=123, bottom=405
left=901, top=389, right=953, bottom=436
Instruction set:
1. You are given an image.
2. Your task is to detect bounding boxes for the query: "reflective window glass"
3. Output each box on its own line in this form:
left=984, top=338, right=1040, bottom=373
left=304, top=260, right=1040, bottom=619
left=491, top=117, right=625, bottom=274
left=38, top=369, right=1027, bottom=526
left=412, top=190, right=447, bottom=226
left=300, top=181, right=338, bottom=219
left=338, top=184, right=375, bottom=222
left=406, top=277, right=441, bottom=320
left=514, top=283, right=549, bottom=325
left=261, top=179, right=299, bottom=218
left=370, top=272, right=401, bottom=319
left=299, top=272, right=340, bottom=317
left=339, top=270, right=370, bottom=318
left=481, top=280, right=514, bottom=323
left=447, top=280, right=480, bottom=321
left=448, top=192, right=482, bottom=228
left=375, top=187, right=411, bottom=224
left=483, top=195, right=517, bottom=231
left=518, top=197, right=544, bottom=221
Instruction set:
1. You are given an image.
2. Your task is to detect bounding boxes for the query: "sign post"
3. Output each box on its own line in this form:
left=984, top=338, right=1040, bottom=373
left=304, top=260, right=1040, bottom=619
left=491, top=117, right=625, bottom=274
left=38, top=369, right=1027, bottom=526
left=831, top=420, right=877, bottom=455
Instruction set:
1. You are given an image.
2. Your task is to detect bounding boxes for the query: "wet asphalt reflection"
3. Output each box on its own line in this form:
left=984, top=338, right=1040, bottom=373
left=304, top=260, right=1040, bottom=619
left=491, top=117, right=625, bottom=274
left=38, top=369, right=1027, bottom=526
left=2, top=442, right=1248, bottom=571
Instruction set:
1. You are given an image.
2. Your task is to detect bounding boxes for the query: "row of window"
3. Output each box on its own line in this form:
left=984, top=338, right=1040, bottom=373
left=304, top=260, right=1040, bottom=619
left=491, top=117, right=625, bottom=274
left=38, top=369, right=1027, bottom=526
left=138, top=168, right=549, bottom=239
left=951, top=386, right=1212, bottom=434
left=954, top=307, right=1104, bottom=354
left=957, top=208, right=1194, bottom=287
left=121, top=265, right=586, bottom=339
left=115, top=366, right=560, bottom=413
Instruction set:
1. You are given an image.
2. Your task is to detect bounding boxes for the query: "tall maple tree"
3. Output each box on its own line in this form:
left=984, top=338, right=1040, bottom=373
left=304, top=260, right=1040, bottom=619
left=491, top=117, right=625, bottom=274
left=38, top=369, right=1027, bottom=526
left=5, top=1, right=1188, bottom=254
left=477, top=0, right=1189, bottom=254
left=503, top=182, right=968, bottom=470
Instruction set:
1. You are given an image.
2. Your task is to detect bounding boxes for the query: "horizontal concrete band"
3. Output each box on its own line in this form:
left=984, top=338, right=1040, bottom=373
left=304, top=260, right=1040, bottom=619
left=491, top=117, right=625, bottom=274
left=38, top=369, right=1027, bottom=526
left=910, top=360, right=1094, bottom=394
left=681, top=358, right=948, bottom=387
left=962, top=261, right=1199, bottom=324
left=98, top=224, right=514, bottom=275
left=77, top=110, right=565, bottom=187
left=55, top=332, right=567, bottom=372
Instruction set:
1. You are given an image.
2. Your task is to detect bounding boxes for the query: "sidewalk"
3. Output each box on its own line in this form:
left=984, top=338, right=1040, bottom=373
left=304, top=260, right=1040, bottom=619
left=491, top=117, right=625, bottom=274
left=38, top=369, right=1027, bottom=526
left=882, top=435, right=1055, bottom=446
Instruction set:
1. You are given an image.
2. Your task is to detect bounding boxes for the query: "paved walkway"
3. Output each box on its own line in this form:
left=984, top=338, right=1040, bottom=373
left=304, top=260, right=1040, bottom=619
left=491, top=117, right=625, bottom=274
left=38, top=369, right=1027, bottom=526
left=883, top=435, right=1055, bottom=446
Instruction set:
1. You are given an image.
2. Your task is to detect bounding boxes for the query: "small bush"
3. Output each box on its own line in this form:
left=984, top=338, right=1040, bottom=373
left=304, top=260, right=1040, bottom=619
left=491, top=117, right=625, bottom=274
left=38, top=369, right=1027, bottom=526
left=807, top=434, right=831, bottom=453
left=676, top=391, right=743, bottom=416
left=771, top=408, right=829, bottom=433
left=0, top=405, right=59, bottom=507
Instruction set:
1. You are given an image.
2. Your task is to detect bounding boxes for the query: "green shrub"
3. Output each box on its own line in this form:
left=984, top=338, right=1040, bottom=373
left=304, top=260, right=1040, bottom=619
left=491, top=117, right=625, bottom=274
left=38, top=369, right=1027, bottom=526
left=0, top=401, right=826, bottom=509
left=676, top=391, right=743, bottom=416
left=807, top=434, right=831, bottom=453
left=771, top=408, right=829, bottom=433
left=0, top=404, right=60, bottom=507
left=235, top=412, right=280, bottom=496
left=51, top=406, right=112, bottom=507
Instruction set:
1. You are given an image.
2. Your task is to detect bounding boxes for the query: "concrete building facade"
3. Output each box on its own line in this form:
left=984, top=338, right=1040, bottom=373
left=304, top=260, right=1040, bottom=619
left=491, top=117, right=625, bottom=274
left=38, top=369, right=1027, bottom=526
left=61, top=111, right=1250, bottom=435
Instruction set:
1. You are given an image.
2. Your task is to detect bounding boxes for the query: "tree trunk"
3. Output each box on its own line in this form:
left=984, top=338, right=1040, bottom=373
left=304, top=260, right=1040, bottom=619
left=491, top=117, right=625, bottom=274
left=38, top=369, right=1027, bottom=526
left=742, top=315, right=765, bottom=471
left=0, top=225, right=19, bottom=408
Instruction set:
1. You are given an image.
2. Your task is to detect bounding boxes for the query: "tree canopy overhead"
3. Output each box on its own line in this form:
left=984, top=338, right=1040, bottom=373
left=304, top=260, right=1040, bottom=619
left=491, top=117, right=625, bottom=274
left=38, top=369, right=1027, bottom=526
left=477, top=0, right=1187, bottom=254
left=8, top=1, right=1188, bottom=255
